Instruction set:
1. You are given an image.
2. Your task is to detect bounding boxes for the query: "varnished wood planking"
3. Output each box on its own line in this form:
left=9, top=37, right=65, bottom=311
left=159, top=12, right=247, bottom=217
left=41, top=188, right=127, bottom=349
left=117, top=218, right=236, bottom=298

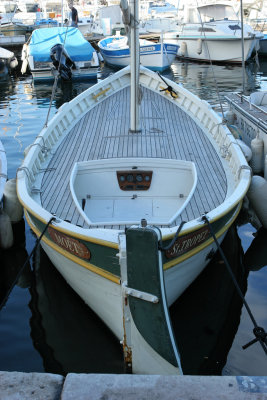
left=41, top=86, right=227, bottom=228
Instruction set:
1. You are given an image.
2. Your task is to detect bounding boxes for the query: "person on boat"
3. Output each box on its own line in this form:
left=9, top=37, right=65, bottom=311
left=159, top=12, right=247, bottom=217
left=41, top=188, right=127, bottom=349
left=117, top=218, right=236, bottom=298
left=69, top=3, right=78, bottom=27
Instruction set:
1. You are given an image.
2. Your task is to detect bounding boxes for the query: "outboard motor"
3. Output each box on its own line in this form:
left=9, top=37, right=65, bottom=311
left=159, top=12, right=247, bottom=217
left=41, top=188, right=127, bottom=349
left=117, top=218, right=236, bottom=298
left=50, top=43, right=75, bottom=81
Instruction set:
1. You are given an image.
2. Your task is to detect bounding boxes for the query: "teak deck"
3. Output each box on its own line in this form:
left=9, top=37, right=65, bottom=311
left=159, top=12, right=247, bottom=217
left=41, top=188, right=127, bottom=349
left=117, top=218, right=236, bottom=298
left=40, top=86, right=227, bottom=229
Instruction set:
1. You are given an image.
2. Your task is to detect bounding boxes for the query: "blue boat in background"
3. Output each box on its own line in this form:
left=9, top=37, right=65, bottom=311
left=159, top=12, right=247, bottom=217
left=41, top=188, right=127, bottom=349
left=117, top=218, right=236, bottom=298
left=98, top=35, right=179, bottom=72
left=21, top=27, right=100, bottom=81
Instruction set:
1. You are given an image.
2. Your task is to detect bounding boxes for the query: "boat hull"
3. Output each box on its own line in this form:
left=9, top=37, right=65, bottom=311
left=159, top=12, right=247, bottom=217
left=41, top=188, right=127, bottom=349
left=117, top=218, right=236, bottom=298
left=30, top=67, right=99, bottom=81
left=99, top=38, right=178, bottom=71
left=25, top=200, right=240, bottom=342
left=165, top=36, right=256, bottom=63
left=0, top=23, right=28, bottom=37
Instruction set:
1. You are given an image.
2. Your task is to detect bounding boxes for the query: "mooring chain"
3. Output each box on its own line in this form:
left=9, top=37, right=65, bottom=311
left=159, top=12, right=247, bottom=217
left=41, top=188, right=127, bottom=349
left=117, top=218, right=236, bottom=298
left=202, top=214, right=267, bottom=356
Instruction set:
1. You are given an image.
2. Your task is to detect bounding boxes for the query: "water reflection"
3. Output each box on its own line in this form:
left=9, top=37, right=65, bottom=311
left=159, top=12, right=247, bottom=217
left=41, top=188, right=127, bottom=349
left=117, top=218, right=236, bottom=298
left=244, top=228, right=267, bottom=272
left=165, top=59, right=265, bottom=103
left=29, top=246, right=124, bottom=375
left=171, top=224, right=248, bottom=375
left=0, top=224, right=31, bottom=309
left=31, top=79, right=97, bottom=110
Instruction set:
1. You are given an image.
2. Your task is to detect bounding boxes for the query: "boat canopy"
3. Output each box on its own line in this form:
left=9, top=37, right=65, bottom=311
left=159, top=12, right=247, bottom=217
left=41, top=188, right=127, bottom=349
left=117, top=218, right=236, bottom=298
left=29, top=27, right=95, bottom=62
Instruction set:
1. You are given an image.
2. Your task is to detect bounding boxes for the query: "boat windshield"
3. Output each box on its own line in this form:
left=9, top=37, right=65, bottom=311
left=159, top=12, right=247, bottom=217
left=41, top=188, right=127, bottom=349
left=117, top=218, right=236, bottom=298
left=197, top=5, right=238, bottom=22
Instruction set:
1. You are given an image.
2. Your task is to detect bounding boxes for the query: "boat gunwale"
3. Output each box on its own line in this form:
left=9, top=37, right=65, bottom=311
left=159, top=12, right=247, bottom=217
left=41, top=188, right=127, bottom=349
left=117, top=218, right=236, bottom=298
left=17, top=65, right=251, bottom=244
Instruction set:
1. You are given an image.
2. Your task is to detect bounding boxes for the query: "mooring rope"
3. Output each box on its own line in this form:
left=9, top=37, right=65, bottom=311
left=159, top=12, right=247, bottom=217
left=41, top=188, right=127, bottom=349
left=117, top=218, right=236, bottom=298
left=158, top=220, right=186, bottom=251
left=157, top=72, right=178, bottom=99
left=0, top=216, right=56, bottom=310
left=202, top=214, right=267, bottom=356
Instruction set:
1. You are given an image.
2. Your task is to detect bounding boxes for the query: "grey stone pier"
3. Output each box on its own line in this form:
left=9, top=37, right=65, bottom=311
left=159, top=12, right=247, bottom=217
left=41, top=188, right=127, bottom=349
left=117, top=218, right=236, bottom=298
left=1, top=372, right=267, bottom=399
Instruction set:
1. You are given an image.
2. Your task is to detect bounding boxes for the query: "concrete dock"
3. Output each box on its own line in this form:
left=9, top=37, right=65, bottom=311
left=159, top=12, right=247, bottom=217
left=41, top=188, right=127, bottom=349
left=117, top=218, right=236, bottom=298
left=1, top=372, right=267, bottom=399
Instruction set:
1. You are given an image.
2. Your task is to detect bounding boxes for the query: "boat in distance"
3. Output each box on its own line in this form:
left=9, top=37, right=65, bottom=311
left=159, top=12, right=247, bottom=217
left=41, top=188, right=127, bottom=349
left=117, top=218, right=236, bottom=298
left=98, top=35, right=179, bottom=71
left=17, top=0, right=251, bottom=375
left=21, top=27, right=100, bottom=81
left=164, top=2, right=262, bottom=63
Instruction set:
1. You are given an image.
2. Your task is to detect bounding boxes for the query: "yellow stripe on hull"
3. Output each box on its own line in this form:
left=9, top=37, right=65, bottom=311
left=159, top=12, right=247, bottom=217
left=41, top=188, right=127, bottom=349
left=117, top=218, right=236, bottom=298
left=163, top=202, right=241, bottom=270
left=25, top=210, right=121, bottom=285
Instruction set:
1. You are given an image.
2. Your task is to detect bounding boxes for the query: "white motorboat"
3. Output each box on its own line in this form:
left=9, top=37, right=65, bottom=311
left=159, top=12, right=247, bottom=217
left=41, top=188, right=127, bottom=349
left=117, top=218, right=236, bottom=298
left=164, top=2, right=262, bottom=63
left=17, top=0, right=251, bottom=374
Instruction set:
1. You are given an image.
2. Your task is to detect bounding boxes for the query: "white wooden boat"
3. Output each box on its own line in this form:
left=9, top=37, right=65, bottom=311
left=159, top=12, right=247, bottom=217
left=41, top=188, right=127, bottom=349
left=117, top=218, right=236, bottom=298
left=21, top=27, right=100, bottom=81
left=98, top=35, right=179, bottom=71
left=164, top=2, right=262, bottom=63
left=17, top=0, right=251, bottom=375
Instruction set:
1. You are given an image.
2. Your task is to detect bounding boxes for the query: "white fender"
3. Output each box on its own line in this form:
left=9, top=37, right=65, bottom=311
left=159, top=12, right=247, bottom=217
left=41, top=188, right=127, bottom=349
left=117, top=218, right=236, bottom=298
left=247, top=175, right=267, bottom=229
left=21, top=44, right=28, bottom=74
left=250, top=137, right=264, bottom=173
left=236, top=139, right=252, bottom=162
left=9, top=57, right=18, bottom=69
left=21, top=59, right=28, bottom=75
left=3, top=178, right=24, bottom=223
left=180, top=42, right=187, bottom=57
left=197, top=38, right=202, bottom=54
left=225, top=110, right=236, bottom=125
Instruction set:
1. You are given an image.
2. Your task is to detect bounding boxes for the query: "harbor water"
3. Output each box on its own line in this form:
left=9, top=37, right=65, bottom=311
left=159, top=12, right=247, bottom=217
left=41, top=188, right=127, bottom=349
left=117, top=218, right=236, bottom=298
left=0, top=57, right=267, bottom=376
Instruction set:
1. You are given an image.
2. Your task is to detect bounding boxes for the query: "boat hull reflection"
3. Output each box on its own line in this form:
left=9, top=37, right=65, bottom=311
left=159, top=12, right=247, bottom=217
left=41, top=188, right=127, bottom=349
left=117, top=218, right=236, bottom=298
left=30, top=246, right=124, bottom=375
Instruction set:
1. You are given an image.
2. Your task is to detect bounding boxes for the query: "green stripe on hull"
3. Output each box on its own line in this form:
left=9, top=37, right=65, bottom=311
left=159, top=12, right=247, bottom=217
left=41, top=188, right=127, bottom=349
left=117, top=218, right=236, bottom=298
left=28, top=213, right=121, bottom=277
left=27, top=203, right=239, bottom=280
left=161, top=204, right=239, bottom=263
